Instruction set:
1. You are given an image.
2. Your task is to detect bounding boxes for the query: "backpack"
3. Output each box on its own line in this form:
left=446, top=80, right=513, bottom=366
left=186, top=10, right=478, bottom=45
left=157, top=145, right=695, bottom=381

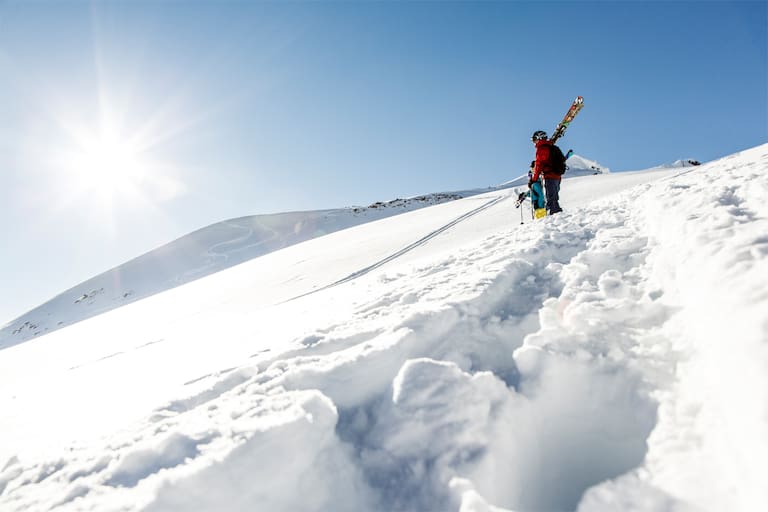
left=549, top=144, right=567, bottom=175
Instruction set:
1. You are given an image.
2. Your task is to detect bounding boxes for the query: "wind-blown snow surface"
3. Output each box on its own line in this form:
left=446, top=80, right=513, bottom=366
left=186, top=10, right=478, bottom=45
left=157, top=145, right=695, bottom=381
left=1, top=146, right=765, bottom=511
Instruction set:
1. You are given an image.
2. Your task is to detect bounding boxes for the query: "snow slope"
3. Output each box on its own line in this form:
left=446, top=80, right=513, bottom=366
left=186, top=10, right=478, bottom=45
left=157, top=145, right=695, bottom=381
left=0, top=153, right=613, bottom=348
left=0, top=190, right=490, bottom=347
left=1, top=146, right=765, bottom=511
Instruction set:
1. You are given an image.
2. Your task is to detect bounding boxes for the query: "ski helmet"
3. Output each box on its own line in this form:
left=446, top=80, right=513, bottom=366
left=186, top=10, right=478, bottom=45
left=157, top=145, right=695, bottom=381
left=531, top=130, right=547, bottom=142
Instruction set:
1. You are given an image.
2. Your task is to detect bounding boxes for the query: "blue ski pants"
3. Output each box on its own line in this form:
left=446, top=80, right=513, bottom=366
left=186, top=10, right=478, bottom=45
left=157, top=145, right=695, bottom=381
left=544, top=179, right=562, bottom=214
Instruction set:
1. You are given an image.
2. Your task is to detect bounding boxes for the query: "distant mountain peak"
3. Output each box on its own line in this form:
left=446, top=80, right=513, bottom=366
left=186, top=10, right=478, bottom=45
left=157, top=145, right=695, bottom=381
left=565, top=154, right=611, bottom=175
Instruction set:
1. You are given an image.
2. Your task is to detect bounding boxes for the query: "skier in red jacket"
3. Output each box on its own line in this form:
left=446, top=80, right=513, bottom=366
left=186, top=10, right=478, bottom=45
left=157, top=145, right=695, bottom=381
left=529, top=130, right=563, bottom=214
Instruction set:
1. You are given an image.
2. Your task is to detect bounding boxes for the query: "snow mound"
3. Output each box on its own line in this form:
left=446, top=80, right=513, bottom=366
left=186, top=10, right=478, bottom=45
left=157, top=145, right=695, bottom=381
left=565, top=154, right=611, bottom=176
left=659, top=158, right=701, bottom=168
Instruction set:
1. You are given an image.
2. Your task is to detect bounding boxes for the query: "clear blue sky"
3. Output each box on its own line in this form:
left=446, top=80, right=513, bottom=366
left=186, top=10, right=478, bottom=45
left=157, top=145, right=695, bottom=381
left=0, top=0, right=766, bottom=324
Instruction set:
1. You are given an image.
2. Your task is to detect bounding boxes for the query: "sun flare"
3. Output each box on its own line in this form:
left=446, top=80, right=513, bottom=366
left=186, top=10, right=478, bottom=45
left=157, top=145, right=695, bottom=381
left=45, top=92, right=190, bottom=223
left=66, top=128, right=147, bottom=197
left=53, top=107, right=186, bottom=215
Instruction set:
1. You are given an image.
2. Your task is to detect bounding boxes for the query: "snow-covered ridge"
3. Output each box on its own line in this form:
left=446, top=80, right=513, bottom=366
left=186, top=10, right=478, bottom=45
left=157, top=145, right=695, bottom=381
left=565, top=154, right=611, bottom=175
left=621, top=158, right=702, bottom=173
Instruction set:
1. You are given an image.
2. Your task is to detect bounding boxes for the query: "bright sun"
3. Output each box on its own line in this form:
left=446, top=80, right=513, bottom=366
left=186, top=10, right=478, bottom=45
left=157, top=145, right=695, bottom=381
left=67, top=129, right=147, bottom=197
left=50, top=100, right=187, bottom=219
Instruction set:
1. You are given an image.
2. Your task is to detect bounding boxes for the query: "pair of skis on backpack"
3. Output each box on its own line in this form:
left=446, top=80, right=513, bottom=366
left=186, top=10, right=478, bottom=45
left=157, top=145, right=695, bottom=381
left=517, top=95, right=584, bottom=221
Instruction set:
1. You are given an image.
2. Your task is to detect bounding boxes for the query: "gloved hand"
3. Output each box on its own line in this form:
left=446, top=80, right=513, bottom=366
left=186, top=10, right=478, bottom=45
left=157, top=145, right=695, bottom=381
left=527, top=180, right=533, bottom=188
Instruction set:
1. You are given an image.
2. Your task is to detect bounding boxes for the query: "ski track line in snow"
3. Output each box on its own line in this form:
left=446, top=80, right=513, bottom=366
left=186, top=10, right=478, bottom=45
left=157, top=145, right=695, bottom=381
left=179, top=223, right=264, bottom=281
left=282, top=194, right=509, bottom=304
left=205, top=221, right=254, bottom=259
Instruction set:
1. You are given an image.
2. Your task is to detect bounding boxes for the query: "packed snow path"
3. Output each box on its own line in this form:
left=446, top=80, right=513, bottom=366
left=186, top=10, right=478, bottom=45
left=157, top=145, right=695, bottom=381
left=1, top=145, right=766, bottom=511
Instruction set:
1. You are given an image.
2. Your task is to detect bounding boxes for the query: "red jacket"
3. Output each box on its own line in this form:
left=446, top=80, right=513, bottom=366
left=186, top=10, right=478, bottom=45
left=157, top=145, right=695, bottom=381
left=532, top=139, right=562, bottom=182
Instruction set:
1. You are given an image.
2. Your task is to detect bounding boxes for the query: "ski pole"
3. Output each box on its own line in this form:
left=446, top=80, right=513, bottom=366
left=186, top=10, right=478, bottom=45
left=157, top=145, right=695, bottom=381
left=515, top=190, right=527, bottom=224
